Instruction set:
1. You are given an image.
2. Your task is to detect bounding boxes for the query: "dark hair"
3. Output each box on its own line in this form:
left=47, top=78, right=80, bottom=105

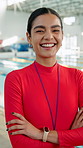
left=27, top=7, right=63, bottom=35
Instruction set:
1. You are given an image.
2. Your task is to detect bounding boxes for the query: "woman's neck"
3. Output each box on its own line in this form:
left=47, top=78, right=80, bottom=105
left=36, top=57, right=57, bottom=67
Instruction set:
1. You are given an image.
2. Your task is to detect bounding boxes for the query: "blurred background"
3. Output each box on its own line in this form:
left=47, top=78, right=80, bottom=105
left=0, top=0, right=83, bottom=147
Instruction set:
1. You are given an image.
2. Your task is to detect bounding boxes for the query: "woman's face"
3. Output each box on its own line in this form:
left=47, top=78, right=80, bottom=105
left=27, top=13, right=63, bottom=60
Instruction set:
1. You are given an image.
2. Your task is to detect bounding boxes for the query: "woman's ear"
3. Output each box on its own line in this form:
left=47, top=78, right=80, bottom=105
left=26, top=32, right=32, bottom=45
left=62, top=30, right=64, bottom=40
left=60, top=31, right=64, bottom=46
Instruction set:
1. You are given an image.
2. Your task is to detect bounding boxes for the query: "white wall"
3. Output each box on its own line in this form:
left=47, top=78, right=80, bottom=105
left=63, top=15, right=83, bottom=51
left=0, top=10, right=30, bottom=39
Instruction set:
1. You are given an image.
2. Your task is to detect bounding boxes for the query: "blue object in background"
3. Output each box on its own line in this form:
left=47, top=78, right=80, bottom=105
left=11, top=43, right=32, bottom=52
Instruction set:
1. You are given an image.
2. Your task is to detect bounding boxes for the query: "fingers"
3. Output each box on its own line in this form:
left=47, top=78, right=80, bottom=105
left=75, top=107, right=83, bottom=120
left=78, top=112, right=83, bottom=122
left=11, top=112, right=26, bottom=121
left=71, top=108, right=83, bottom=129
left=6, top=112, right=29, bottom=136
left=75, top=108, right=83, bottom=124
left=10, top=130, right=25, bottom=135
left=76, top=120, right=83, bottom=129
left=79, top=120, right=83, bottom=128
left=6, top=119, right=24, bottom=125
left=7, top=124, right=24, bottom=131
left=6, top=112, right=27, bottom=125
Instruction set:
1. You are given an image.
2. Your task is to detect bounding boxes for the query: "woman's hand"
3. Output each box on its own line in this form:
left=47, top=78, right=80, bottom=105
left=6, top=112, right=43, bottom=140
left=71, top=107, right=83, bottom=129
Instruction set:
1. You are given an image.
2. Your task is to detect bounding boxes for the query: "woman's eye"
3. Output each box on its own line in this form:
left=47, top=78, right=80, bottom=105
left=36, top=30, right=44, bottom=33
left=53, top=30, right=60, bottom=32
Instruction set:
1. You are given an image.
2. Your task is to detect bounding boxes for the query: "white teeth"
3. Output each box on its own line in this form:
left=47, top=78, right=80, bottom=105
left=41, top=44, right=54, bottom=47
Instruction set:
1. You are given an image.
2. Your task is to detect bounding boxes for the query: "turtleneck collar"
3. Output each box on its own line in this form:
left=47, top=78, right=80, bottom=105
left=34, top=61, right=58, bottom=74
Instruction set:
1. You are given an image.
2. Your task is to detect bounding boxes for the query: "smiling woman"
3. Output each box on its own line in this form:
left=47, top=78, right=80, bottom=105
left=4, top=7, right=83, bottom=148
left=26, top=13, right=63, bottom=66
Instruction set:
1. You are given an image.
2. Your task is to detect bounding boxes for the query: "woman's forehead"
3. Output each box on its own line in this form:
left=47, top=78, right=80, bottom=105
left=32, top=13, right=61, bottom=28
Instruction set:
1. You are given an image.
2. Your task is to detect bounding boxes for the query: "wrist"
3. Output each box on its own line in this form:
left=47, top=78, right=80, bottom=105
left=37, top=129, right=43, bottom=140
left=37, top=128, right=59, bottom=144
left=36, top=127, right=50, bottom=142
left=47, top=130, right=59, bottom=144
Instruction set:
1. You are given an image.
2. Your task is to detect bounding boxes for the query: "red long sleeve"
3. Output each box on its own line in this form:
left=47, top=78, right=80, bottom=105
left=58, top=127, right=83, bottom=147
left=4, top=62, right=83, bottom=148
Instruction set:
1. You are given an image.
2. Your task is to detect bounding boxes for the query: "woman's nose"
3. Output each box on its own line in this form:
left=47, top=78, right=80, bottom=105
left=43, top=30, right=53, bottom=40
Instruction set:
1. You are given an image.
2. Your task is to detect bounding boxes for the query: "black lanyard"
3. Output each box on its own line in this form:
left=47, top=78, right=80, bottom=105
left=34, top=61, right=60, bottom=130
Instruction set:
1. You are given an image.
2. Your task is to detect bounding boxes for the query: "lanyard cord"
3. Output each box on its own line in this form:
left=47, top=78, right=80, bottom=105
left=55, top=63, right=60, bottom=129
left=34, top=61, right=60, bottom=130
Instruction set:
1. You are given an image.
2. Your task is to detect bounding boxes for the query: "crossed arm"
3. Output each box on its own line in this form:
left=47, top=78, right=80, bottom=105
left=5, top=70, right=83, bottom=147
left=6, top=107, right=83, bottom=145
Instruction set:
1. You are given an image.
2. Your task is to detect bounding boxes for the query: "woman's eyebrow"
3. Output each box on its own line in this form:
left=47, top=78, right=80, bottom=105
left=33, top=25, right=45, bottom=30
left=51, top=25, right=61, bottom=28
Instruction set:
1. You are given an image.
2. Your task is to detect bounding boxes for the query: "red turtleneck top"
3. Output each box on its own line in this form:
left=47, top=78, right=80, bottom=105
left=4, top=62, right=83, bottom=148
